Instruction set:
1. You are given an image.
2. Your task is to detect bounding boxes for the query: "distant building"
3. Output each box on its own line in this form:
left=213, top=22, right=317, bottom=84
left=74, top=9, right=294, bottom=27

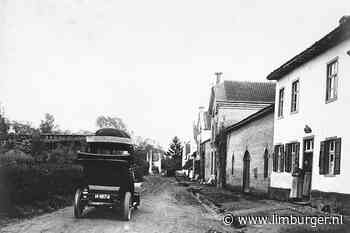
left=225, top=104, right=274, bottom=195
left=208, top=76, right=275, bottom=187
left=201, top=139, right=212, bottom=181
left=266, top=16, right=350, bottom=209
left=182, top=141, right=191, bottom=168
left=194, top=107, right=211, bottom=180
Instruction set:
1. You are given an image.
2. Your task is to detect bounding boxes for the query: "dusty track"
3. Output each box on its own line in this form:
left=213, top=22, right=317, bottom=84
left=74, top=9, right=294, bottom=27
left=0, top=176, right=230, bottom=233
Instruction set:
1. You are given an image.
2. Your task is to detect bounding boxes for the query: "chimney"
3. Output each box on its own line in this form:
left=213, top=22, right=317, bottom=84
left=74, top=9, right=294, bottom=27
left=214, top=72, right=223, bottom=85
left=339, top=16, right=350, bottom=25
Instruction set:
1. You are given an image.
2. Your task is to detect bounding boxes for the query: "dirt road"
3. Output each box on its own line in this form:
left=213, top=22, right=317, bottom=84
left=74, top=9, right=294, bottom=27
left=1, top=176, right=230, bottom=233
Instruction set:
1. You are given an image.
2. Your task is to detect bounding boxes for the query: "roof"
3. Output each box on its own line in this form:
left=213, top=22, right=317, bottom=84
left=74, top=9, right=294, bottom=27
left=209, top=80, right=276, bottom=113
left=267, top=16, right=350, bottom=81
left=225, top=104, right=274, bottom=134
left=95, top=128, right=130, bottom=138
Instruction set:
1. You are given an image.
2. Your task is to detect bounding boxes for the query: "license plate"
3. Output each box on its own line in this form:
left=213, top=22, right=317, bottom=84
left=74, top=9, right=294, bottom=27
left=95, top=194, right=110, bottom=199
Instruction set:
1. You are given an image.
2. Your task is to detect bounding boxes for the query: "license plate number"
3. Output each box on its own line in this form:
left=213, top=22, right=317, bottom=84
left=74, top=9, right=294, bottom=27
left=95, top=194, right=110, bottom=199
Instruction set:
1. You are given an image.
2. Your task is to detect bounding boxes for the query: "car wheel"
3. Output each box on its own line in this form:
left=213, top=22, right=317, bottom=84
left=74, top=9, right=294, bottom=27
left=74, top=188, right=84, bottom=218
left=121, top=192, right=132, bottom=221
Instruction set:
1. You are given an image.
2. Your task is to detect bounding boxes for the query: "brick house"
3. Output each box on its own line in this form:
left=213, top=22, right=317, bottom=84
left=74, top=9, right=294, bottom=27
left=267, top=16, right=350, bottom=209
left=208, top=77, right=275, bottom=187
left=225, top=104, right=274, bottom=195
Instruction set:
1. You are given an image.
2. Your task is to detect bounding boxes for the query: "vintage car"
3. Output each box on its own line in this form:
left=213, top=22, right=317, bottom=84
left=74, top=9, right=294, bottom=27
left=74, top=128, right=142, bottom=221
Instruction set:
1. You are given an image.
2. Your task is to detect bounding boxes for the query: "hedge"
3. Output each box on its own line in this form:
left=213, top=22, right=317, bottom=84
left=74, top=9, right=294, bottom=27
left=0, top=161, right=83, bottom=209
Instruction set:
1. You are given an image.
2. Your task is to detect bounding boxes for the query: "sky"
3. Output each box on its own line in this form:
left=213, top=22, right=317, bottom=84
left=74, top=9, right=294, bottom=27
left=0, top=0, right=349, bottom=148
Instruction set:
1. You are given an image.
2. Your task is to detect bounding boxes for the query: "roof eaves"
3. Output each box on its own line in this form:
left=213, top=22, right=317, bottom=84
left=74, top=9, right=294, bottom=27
left=267, top=20, right=350, bottom=81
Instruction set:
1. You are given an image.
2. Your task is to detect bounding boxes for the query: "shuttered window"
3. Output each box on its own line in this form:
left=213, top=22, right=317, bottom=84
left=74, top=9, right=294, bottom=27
left=273, top=146, right=278, bottom=172
left=263, top=149, right=269, bottom=178
left=279, top=145, right=285, bottom=172
left=285, top=144, right=292, bottom=172
left=293, top=142, right=300, bottom=174
left=319, top=138, right=341, bottom=175
left=285, top=142, right=300, bottom=173
left=273, top=145, right=287, bottom=173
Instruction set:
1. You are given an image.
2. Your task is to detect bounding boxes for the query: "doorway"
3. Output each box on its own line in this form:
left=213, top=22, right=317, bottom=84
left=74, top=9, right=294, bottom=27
left=243, top=151, right=250, bottom=193
left=302, top=137, right=314, bottom=201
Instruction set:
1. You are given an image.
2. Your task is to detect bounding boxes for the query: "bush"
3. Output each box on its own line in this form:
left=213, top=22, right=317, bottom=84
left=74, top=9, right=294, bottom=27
left=47, top=146, right=77, bottom=164
left=0, top=149, right=34, bottom=165
left=0, top=162, right=83, bottom=208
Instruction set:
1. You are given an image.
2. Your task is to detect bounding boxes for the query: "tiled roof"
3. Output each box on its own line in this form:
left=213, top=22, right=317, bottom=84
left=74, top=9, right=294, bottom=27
left=267, top=16, right=350, bottom=81
left=215, top=80, right=276, bottom=103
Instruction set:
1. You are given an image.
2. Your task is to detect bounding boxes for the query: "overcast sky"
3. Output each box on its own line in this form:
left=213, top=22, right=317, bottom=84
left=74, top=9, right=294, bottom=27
left=0, top=0, right=348, bottom=148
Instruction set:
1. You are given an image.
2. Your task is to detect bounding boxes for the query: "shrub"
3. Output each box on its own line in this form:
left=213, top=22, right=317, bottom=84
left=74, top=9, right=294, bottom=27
left=47, top=146, right=77, bottom=164
left=0, top=162, right=83, bottom=207
left=0, top=149, right=34, bottom=165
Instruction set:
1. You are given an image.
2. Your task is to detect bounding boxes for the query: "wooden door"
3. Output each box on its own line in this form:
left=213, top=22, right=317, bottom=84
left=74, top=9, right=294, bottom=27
left=243, top=151, right=250, bottom=193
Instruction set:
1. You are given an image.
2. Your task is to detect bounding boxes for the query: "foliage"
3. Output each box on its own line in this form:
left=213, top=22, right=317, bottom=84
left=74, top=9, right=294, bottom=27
left=0, top=114, right=9, bottom=139
left=0, top=161, right=83, bottom=206
left=132, top=149, right=149, bottom=181
left=165, top=136, right=183, bottom=170
left=47, top=145, right=77, bottom=164
left=39, top=113, right=59, bottom=134
left=0, top=150, right=34, bottom=165
left=31, top=133, right=46, bottom=159
left=12, top=121, right=38, bottom=135
left=96, top=116, right=128, bottom=132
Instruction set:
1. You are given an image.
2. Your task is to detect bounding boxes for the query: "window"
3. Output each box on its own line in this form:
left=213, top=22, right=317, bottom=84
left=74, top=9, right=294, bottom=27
left=285, top=142, right=300, bottom=173
left=326, top=59, right=338, bottom=102
left=263, top=149, right=269, bottom=178
left=278, top=88, right=284, bottom=117
left=319, top=138, right=342, bottom=175
left=273, top=145, right=285, bottom=172
left=291, top=80, right=299, bottom=113
left=231, top=153, right=234, bottom=175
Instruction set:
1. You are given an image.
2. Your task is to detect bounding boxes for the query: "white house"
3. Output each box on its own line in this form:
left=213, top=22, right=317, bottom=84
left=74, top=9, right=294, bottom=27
left=267, top=16, right=350, bottom=209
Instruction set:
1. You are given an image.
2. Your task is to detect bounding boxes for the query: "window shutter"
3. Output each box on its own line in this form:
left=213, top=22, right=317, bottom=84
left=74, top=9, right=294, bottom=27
left=320, top=141, right=330, bottom=174
left=273, top=146, right=278, bottom=172
left=279, top=145, right=285, bottom=172
left=334, top=138, right=342, bottom=175
left=324, top=141, right=329, bottom=174
left=294, top=142, right=300, bottom=174
left=285, top=144, right=291, bottom=172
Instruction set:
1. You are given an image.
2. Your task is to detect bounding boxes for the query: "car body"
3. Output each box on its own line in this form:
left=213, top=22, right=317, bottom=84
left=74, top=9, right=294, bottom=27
left=74, top=128, right=141, bottom=221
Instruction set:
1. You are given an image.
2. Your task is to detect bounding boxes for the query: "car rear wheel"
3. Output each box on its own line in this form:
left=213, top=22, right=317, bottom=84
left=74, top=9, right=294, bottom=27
left=74, top=188, right=84, bottom=218
left=121, top=192, right=132, bottom=221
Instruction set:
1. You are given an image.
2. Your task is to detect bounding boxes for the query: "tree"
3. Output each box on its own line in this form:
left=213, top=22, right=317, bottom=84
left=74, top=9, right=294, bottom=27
left=0, top=114, right=9, bottom=139
left=12, top=121, right=38, bottom=135
left=39, top=113, right=58, bottom=133
left=165, top=136, right=183, bottom=170
left=96, top=116, right=128, bottom=132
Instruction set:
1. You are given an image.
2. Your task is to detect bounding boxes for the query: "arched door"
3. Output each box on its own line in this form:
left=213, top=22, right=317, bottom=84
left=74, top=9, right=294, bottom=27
left=243, top=151, right=251, bottom=193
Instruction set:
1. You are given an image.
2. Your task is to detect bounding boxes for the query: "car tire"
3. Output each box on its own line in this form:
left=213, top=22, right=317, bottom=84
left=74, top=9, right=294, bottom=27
left=74, top=189, right=84, bottom=218
left=121, top=192, right=132, bottom=221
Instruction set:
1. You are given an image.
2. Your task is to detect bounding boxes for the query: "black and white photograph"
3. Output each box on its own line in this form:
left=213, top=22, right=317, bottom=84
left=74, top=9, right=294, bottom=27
left=0, top=1, right=349, bottom=232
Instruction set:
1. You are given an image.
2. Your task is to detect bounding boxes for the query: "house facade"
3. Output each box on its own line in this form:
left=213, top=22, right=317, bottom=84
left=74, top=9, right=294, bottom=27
left=225, top=105, right=274, bottom=195
left=208, top=77, right=275, bottom=187
left=194, top=107, right=211, bottom=180
left=267, top=16, right=350, bottom=206
left=201, top=139, right=212, bottom=181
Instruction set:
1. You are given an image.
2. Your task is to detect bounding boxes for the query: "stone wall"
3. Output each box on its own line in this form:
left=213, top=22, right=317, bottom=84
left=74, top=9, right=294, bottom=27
left=225, top=111, right=274, bottom=194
